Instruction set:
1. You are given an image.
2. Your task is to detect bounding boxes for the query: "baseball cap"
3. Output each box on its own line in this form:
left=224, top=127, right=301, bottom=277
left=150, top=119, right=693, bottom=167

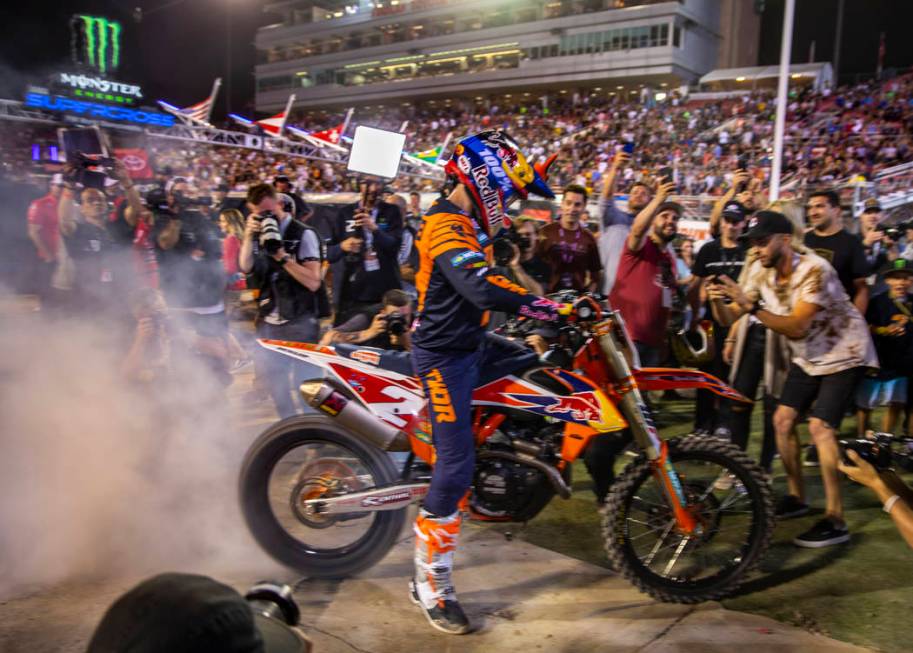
left=86, top=573, right=309, bottom=653
left=863, top=198, right=882, bottom=212
left=880, top=258, right=913, bottom=278
left=739, top=210, right=794, bottom=242
left=656, top=201, right=684, bottom=217
left=721, top=200, right=747, bottom=222
left=276, top=193, right=295, bottom=214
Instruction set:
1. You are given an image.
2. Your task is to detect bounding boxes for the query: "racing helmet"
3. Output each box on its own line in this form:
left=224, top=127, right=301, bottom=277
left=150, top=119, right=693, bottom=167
left=670, top=321, right=716, bottom=368
left=444, top=130, right=558, bottom=236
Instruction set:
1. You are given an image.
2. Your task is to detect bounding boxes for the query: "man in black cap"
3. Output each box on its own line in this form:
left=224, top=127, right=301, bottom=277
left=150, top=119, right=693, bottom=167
left=709, top=210, right=878, bottom=549
left=274, top=175, right=310, bottom=221
left=687, top=199, right=748, bottom=434
left=87, top=573, right=310, bottom=652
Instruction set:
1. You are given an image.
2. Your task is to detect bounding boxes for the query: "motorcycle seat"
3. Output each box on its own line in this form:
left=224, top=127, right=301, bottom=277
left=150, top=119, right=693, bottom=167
left=333, top=334, right=540, bottom=385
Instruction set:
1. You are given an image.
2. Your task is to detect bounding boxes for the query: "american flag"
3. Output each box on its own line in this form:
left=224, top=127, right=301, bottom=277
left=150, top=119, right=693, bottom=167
left=181, top=98, right=213, bottom=123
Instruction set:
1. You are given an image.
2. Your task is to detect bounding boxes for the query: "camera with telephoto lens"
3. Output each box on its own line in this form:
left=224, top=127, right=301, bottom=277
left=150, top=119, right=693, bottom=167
left=839, top=434, right=894, bottom=471
left=258, top=210, right=283, bottom=256
left=383, top=312, right=408, bottom=336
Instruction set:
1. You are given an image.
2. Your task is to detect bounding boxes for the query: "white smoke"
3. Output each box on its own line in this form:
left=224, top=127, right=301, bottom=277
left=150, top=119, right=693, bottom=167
left=0, top=303, right=275, bottom=599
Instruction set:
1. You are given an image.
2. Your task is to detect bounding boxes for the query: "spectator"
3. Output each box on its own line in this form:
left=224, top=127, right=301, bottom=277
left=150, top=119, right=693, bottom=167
left=675, top=237, right=695, bottom=286
left=856, top=259, right=913, bottom=435
left=803, top=188, right=871, bottom=465
left=838, top=450, right=913, bottom=550
left=688, top=199, right=748, bottom=434
left=241, top=183, right=326, bottom=417
left=26, top=173, right=64, bottom=309
left=326, top=178, right=403, bottom=325
left=598, top=153, right=653, bottom=295
left=320, top=288, right=412, bottom=351
left=608, top=179, right=679, bottom=366
left=536, top=183, right=601, bottom=293
left=218, top=208, right=246, bottom=291
left=709, top=209, right=878, bottom=548
left=803, top=189, right=870, bottom=314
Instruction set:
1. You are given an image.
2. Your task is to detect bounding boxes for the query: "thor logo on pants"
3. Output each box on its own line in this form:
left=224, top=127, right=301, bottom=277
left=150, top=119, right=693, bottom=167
left=426, top=369, right=456, bottom=423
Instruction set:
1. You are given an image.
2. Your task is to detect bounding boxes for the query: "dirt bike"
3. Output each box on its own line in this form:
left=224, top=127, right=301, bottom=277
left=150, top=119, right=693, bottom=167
left=239, top=297, right=775, bottom=603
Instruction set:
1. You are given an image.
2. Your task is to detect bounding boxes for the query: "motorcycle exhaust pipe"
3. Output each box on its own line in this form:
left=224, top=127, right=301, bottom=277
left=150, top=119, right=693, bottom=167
left=299, top=379, right=410, bottom=452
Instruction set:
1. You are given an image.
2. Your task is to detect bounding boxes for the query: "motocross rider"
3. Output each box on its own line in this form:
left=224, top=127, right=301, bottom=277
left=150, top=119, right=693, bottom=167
left=409, top=131, right=587, bottom=634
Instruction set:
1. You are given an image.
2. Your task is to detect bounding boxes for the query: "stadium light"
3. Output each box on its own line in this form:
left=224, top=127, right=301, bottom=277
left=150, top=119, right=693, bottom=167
left=735, top=76, right=746, bottom=82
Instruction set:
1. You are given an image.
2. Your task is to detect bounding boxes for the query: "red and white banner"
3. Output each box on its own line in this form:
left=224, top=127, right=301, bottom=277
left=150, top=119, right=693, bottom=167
left=311, top=123, right=344, bottom=145
left=114, top=148, right=153, bottom=180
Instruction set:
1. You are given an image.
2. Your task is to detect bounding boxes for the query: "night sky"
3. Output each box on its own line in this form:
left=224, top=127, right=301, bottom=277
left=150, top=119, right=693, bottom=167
left=0, top=0, right=910, bottom=124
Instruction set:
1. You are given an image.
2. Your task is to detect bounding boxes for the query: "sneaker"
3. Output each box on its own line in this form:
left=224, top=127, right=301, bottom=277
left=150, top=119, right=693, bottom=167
left=713, top=473, right=735, bottom=491
left=793, top=518, right=850, bottom=548
left=775, top=494, right=810, bottom=519
left=409, top=580, right=471, bottom=635
left=803, top=445, right=820, bottom=467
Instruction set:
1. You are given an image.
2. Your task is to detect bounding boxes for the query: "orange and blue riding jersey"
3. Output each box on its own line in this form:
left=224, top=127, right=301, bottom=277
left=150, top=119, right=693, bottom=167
left=411, top=198, right=561, bottom=516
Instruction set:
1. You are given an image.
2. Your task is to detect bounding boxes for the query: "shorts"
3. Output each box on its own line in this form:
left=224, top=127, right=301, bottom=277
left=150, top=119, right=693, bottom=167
left=778, top=364, right=864, bottom=430
left=856, top=376, right=908, bottom=410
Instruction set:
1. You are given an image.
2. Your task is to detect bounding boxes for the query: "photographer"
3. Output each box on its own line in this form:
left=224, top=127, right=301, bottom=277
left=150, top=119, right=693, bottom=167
left=240, top=183, right=326, bottom=417
left=320, top=289, right=412, bottom=351
left=326, top=178, right=403, bottom=326
left=838, top=451, right=913, bottom=550
left=152, top=177, right=231, bottom=380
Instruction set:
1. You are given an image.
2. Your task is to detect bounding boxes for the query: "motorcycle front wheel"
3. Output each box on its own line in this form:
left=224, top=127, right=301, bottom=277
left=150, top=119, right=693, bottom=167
left=240, top=415, right=406, bottom=578
left=602, top=435, right=774, bottom=603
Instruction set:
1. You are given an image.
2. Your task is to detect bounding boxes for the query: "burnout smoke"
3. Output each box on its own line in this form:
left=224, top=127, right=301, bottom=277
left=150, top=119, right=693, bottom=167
left=0, top=301, right=269, bottom=598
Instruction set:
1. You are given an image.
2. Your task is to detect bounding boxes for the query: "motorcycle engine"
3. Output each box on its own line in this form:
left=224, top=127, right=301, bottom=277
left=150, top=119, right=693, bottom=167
left=471, top=457, right=547, bottom=519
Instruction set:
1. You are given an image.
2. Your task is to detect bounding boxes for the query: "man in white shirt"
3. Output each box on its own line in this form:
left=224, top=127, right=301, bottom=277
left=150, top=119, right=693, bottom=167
left=709, top=210, right=878, bottom=549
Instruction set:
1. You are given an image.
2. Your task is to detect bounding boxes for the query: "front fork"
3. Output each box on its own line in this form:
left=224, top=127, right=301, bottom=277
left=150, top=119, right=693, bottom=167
left=594, top=317, right=697, bottom=534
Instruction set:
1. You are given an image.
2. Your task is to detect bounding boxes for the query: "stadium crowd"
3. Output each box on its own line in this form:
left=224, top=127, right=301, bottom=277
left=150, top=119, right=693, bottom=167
left=4, top=72, right=913, bottom=552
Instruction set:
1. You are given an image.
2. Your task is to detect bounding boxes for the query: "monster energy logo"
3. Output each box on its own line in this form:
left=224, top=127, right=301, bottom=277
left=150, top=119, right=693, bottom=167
left=73, top=15, right=121, bottom=74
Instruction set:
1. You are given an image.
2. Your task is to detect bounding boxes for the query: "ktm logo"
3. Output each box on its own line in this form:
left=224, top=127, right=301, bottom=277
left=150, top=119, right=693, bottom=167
left=425, top=369, right=456, bottom=423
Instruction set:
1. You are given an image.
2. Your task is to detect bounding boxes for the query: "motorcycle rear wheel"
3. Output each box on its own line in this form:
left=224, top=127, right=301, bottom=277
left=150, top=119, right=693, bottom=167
left=240, top=415, right=406, bottom=578
left=602, top=435, right=774, bottom=603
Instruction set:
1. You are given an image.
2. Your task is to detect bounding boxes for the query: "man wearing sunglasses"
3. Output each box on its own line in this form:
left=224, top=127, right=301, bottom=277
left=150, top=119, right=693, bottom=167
left=708, top=210, right=878, bottom=549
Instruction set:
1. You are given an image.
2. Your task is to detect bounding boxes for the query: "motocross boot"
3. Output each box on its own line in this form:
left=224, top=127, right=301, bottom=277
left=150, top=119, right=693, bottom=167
left=409, top=509, right=471, bottom=635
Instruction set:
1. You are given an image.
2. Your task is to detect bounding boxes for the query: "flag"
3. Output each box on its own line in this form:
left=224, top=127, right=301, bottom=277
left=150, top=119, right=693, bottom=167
left=412, top=146, right=442, bottom=164
left=311, top=123, right=344, bottom=145
left=256, top=111, right=288, bottom=136
left=114, top=148, right=153, bottom=180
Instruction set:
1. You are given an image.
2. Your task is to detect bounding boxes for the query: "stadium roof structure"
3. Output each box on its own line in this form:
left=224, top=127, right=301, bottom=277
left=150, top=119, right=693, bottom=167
left=699, top=62, right=833, bottom=91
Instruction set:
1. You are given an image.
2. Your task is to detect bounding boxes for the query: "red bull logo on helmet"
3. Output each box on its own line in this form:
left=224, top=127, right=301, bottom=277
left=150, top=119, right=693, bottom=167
left=471, top=163, right=505, bottom=231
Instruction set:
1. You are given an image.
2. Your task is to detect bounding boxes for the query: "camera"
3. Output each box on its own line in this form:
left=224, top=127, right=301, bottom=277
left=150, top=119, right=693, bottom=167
left=172, top=189, right=212, bottom=210
left=839, top=434, right=894, bottom=471
left=876, top=224, right=903, bottom=241
left=244, top=580, right=300, bottom=627
left=383, top=312, right=408, bottom=336
left=492, top=230, right=531, bottom=267
left=258, top=211, right=283, bottom=256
